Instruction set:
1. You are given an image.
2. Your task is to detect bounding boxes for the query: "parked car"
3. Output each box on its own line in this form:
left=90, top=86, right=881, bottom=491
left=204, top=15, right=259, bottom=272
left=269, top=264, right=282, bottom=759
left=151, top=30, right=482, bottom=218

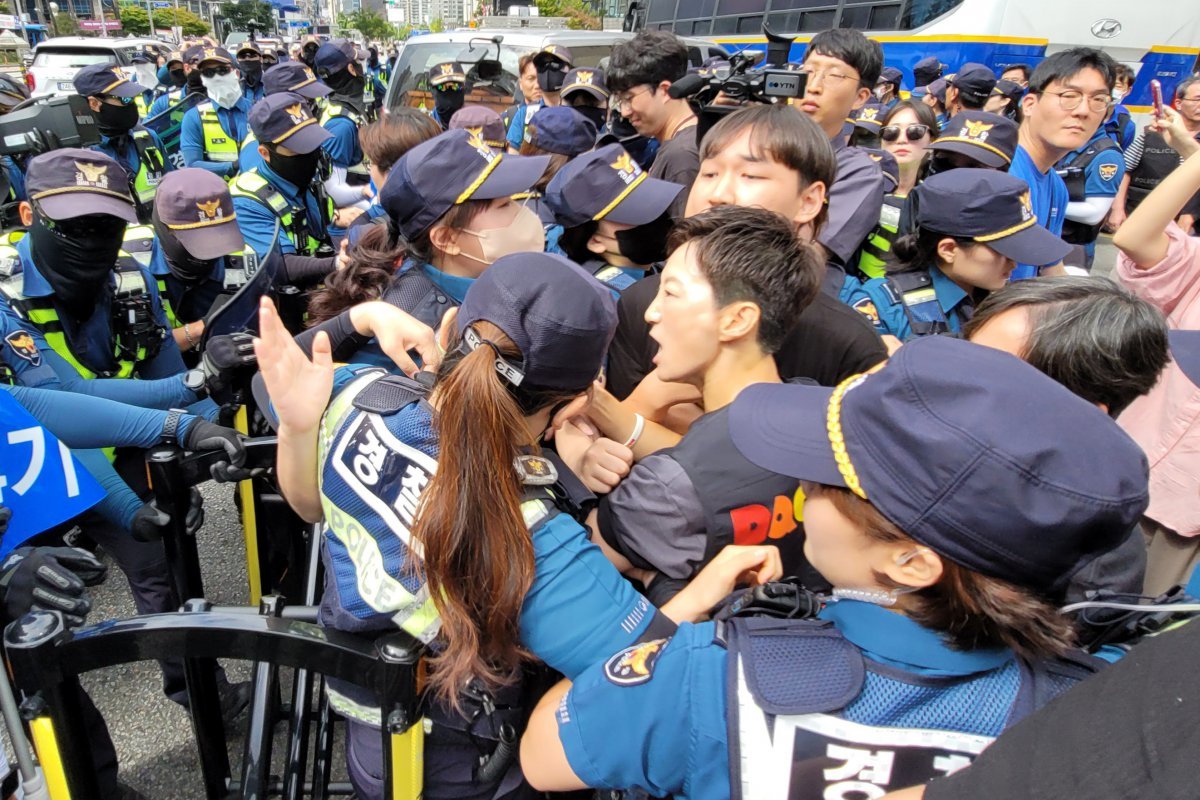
left=27, top=36, right=172, bottom=97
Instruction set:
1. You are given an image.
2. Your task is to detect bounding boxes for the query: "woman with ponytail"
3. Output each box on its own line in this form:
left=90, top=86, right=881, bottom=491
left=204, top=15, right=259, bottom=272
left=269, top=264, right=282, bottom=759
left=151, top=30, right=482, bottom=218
left=257, top=251, right=782, bottom=800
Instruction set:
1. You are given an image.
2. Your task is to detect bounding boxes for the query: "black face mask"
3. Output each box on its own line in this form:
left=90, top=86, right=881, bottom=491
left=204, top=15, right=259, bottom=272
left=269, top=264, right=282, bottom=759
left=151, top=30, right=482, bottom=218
left=152, top=209, right=216, bottom=283
left=616, top=212, right=673, bottom=266
left=169, top=68, right=186, bottom=87
left=324, top=66, right=364, bottom=99
left=186, top=68, right=205, bottom=94
left=302, top=46, right=318, bottom=67
left=434, top=88, right=465, bottom=122
left=609, top=110, right=638, bottom=138
left=96, top=101, right=138, bottom=136
left=29, top=213, right=125, bottom=316
left=269, top=148, right=321, bottom=190
left=572, top=104, right=607, bottom=131
left=239, top=59, right=263, bottom=86
left=536, top=64, right=567, bottom=93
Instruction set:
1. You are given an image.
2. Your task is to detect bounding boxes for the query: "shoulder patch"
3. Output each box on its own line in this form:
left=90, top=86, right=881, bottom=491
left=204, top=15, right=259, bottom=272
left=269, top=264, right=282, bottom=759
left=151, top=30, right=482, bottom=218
left=515, top=454, right=558, bottom=486
left=4, top=329, right=41, bottom=366
left=851, top=297, right=880, bottom=326
left=604, top=638, right=668, bottom=686
left=1098, top=162, right=1119, bottom=182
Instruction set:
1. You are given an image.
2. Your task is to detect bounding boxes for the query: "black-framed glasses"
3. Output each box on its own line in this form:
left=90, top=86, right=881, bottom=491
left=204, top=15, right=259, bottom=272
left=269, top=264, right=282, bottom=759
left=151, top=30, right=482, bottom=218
left=880, top=124, right=931, bottom=142
left=200, top=65, right=233, bottom=79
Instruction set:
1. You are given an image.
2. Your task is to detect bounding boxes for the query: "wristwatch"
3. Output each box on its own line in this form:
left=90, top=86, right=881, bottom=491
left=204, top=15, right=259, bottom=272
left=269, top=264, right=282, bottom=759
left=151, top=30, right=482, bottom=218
left=182, top=368, right=206, bottom=397
left=161, top=408, right=187, bottom=447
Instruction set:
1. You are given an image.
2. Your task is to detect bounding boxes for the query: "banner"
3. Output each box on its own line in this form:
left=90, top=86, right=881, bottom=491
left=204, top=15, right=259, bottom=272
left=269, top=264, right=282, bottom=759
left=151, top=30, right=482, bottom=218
left=0, top=391, right=104, bottom=556
left=143, top=91, right=204, bottom=170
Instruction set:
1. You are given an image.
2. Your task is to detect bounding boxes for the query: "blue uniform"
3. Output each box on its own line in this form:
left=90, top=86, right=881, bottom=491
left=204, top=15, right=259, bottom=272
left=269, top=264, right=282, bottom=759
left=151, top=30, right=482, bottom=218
left=1058, top=132, right=1126, bottom=263
left=147, top=88, right=186, bottom=119
left=1104, top=103, right=1136, bottom=151
left=557, top=601, right=1036, bottom=800
left=1007, top=146, right=1068, bottom=280
left=180, top=97, right=252, bottom=177
left=232, top=162, right=329, bottom=259
left=148, top=251, right=236, bottom=324
left=239, top=136, right=263, bottom=174
left=841, top=266, right=972, bottom=341
left=2, top=155, right=25, bottom=202
left=242, top=81, right=265, bottom=105
left=321, top=113, right=363, bottom=169
left=506, top=101, right=543, bottom=149
left=92, top=128, right=169, bottom=180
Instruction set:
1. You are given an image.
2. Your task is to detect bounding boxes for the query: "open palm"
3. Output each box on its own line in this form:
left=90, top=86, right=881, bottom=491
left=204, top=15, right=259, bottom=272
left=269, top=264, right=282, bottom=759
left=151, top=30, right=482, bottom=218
left=253, top=297, right=334, bottom=433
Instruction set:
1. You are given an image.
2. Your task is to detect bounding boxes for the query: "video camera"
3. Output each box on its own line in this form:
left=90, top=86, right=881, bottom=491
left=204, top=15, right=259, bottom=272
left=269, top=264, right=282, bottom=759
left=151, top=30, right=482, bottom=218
left=0, top=94, right=100, bottom=157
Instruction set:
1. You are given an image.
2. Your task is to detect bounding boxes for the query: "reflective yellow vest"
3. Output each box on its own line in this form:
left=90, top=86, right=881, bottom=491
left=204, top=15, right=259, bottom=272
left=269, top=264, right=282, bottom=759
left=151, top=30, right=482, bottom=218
left=229, top=169, right=331, bottom=257
left=196, top=101, right=240, bottom=169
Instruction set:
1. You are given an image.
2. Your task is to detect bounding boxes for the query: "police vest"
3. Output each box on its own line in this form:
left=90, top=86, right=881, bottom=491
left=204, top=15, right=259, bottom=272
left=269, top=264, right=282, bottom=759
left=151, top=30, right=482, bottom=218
left=382, top=264, right=455, bottom=331
left=134, top=93, right=151, bottom=118
left=1128, top=130, right=1192, bottom=209
left=127, top=129, right=168, bottom=220
left=155, top=249, right=257, bottom=328
left=579, top=258, right=639, bottom=297
left=1104, top=106, right=1132, bottom=149
left=856, top=194, right=904, bottom=280
left=196, top=101, right=240, bottom=167
left=722, top=616, right=1101, bottom=800
left=0, top=228, right=166, bottom=380
left=319, top=99, right=370, bottom=178
left=882, top=269, right=959, bottom=338
left=666, top=406, right=818, bottom=586
left=1055, top=136, right=1121, bottom=245
left=229, top=169, right=329, bottom=257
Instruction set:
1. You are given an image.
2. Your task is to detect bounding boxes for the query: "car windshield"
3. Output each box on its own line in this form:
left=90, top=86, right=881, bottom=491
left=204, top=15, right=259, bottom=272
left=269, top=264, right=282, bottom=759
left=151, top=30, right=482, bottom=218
left=390, top=40, right=522, bottom=99
left=33, top=49, right=117, bottom=68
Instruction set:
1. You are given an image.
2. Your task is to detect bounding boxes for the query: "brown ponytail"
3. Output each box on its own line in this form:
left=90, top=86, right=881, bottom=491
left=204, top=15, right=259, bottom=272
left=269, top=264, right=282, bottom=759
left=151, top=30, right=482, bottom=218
left=415, top=321, right=579, bottom=708
left=306, top=222, right=403, bottom=325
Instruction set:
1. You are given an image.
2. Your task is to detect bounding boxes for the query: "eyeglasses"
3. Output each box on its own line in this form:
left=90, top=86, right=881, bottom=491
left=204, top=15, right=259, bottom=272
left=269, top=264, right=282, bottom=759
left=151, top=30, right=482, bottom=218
left=880, top=124, right=930, bottom=142
left=797, top=66, right=861, bottom=88
left=1180, top=95, right=1200, bottom=105
left=200, top=65, right=233, bottom=79
left=1040, top=90, right=1112, bottom=113
left=101, top=94, right=134, bottom=106
left=615, top=85, right=652, bottom=111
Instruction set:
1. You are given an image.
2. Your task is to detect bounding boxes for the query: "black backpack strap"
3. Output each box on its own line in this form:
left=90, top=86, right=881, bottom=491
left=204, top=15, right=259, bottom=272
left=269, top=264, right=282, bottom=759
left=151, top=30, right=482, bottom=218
left=351, top=372, right=433, bottom=415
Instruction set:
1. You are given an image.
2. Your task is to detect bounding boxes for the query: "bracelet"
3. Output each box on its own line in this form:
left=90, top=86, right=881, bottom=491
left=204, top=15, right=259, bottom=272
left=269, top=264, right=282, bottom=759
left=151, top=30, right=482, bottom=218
left=622, top=413, right=645, bottom=449
left=183, top=323, right=196, bottom=347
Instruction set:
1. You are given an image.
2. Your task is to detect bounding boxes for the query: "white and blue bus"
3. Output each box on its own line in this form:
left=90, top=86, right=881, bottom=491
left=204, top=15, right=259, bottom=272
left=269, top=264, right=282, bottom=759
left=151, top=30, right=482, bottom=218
left=624, top=0, right=1200, bottom=114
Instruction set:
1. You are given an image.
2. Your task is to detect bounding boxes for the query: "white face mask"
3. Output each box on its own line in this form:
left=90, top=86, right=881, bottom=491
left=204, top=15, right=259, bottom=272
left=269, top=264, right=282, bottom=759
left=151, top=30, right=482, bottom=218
left=134, top=64, right=159, bottom=92
left=203, top=72, right=242, bottom=110
left=1112, top=88, right=1126, bottom=102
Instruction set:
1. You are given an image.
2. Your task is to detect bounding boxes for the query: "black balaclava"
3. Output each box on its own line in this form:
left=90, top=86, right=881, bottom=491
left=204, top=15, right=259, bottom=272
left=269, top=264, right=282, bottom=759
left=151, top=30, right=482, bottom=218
left=96, top=101, right=139, bottom=137
left=324, top=65, right=364, bottom=101
left=368, top=47, right=380, bottom=69
left=168, top=67, right=186, bottom=87
left=434, top=87, right=465, bottom=123
left=29, top=212, right=125, bottom=316
left=571, top=104, right=606, bottom=131
left=302, top=42, right=319, bottom=67
left=239, top=59, right=263, bottom=87
left=616, top=212, right=673, bottom=266
left=268, top=147, right=321, bottom=190
left=152, top=206, right=215, bottom=283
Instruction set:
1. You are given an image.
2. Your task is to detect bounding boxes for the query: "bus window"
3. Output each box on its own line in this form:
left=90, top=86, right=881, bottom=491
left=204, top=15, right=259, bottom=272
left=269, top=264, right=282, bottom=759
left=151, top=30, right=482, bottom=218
left=677, top=0, right=717, bottom=17
left=738, top=14, right=764, bottom=32
left=713, top=16, right=738, bottom=34
left=646, top=0, right=677, bottom=23
left=692, top=19, right=712, bottom=34
left=898, top=0, right=965, bottom=30
left=800, top=9, right=837, bottom=30
left=840, top=2, right=901, bottom=29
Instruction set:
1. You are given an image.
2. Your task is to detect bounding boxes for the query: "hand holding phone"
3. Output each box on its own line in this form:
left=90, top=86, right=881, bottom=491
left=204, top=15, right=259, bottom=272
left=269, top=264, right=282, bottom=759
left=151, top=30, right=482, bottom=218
left=1151, top=79, right=1165, bottom=119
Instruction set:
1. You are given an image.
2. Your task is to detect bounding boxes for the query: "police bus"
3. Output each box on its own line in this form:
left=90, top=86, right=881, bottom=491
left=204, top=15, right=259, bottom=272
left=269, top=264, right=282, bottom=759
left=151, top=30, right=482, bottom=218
left=623, top=0, right=1200, bottom=114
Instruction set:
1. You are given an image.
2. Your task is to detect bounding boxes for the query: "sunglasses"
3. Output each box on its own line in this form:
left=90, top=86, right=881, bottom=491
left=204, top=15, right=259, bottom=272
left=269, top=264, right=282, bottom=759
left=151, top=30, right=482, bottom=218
left=42, top=211, right=125, bottom=239
left=199, top=65, right=233, bottom=79
left=880, top=124, right=931, bottom=142
left=436, top=82, right=463, bottom=92
left=102, top=94, right=135, bottom=106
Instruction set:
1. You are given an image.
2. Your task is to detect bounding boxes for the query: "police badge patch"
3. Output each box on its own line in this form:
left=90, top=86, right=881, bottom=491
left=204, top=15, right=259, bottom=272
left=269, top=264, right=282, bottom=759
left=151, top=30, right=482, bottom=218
left=604, top=639, right=667, bottom=686
left=4, top=330, right=41, bottom=367
left=1098, top=162, right=1119, bottom=182
left=852, top=298, right=881, bottom=326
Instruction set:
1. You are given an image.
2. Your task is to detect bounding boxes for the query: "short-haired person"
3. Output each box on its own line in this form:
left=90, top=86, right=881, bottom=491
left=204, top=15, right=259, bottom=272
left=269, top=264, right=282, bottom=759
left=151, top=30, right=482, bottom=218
left=179, top=47, right=252, bottom=179
left=795, top=28, right=888, bottom=271
left=1000, top=63, right=1031, bottom=87
left=258, top=252, right=777, bottom=799
left=582, top=206, right=825, bottom=601
left=985, top=78, right=1024, bottom=119
left=505, top=51, right=546, bottom=152
left=1009, top=47, right=1117, bottom=279
left=608, top=30, right=699, bottom=220
left=1105, top=62, right=1137, bottom=151
left=845, top=169, right=1072, bottom=342
left=603, top=105, right=887, bottom=401
left=874, top=65, right=903, bottom=110
left=1112, top=113, right=1200, bottom=594
left=923, top=76, right=950, bottom=127
left=520, top=335, right=1151, bottom=800
left=946, top=62, right=998, bottom=115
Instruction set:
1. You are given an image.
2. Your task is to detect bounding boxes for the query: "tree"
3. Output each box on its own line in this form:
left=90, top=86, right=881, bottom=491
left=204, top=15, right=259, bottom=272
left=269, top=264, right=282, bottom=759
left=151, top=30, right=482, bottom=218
left=338, top=9, right=395, bottom=41
left=534, top=0, right=600, bottom=29
left=119, top=4, right=211, bottom=35
left=217, top=0, right=274, bottom=34
left=54, top=11, right=79, bottom=35
left=428, top=16, right=444, bottom=32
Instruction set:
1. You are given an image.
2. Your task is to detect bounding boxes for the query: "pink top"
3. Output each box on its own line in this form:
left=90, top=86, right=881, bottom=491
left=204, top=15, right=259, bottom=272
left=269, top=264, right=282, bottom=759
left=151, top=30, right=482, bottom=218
left=1117, top=221, right=1200, bottom=537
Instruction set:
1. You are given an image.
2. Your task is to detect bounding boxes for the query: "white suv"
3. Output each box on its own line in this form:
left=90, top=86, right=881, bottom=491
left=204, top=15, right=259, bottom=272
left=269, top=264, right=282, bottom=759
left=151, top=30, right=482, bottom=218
left=27, top=37, right=171, bottom=98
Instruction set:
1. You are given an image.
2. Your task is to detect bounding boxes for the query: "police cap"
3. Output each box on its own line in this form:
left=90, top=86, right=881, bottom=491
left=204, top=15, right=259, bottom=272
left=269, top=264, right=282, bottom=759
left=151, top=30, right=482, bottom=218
left=948, top=62, right=998, bottom=105
left=545, top=143, right=683, bottom=228
left=197, top=47, right=235, bottom=68
left=448, top=106, right=507, bottom=150
left=861, top=148, right=899, bottom=191
left=912, top=56, right=945, bottom=88
left=729, top=336, right=1149, bottom=595
left=72, top=63, right=145, bottom=99
left=929, top=110, right=1018, bottom=168
left=263, top=61, right=331, bottom=99
left=532, top=44, right=573, bottom=70
left=248, top=92, right=332, bottom=154
left=561, top=67, right=609, bottom=102
left=153, top=168, right=242, bottom=260
left=523, top=106, right=597, bottom=157
left=314, top=39, right=356, bottom=76
left=878, top=66, right=903, bottom=88
left=25, top=148, right=136, bottom=222
left=428, top=61, right=467, bottom=88
left=851, top=102, right=885, bottom=135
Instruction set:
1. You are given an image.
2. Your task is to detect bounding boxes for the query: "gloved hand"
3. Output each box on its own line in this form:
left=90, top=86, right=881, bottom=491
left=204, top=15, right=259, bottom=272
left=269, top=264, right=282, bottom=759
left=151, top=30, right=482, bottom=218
left=0, top=546, right=107, bottom=628
left=182, top=419, right=262, bottom=482
left=201, top=332, right=257, bottom=404
left=130, top=488, right=204, bottom=542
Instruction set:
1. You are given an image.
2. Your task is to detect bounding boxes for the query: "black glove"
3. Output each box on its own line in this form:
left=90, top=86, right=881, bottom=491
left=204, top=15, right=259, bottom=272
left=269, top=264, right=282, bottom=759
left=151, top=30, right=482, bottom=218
left=201, top=332, right=257, bottom=404
left=0, top=546, right=107, bottom=628
left=182, top=419, right=259, bottom=481
left=130, top=488, right=204, bottom=542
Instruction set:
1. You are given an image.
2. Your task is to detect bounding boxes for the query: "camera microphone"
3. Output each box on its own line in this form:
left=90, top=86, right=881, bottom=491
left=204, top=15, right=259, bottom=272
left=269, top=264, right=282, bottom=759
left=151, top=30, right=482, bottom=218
left=667, top=73, right=707, bottom=100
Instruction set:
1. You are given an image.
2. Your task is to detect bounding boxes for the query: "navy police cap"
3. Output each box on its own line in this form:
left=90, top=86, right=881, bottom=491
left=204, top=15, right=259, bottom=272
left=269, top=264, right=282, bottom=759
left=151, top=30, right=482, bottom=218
left=263, top=62, right=330, bottom=99
left=248, top=92, right=332, bottom=154
left=912, top=56, right=945, bottom=88
left=851, top=102, right=885, bottom=134
left=729, top=336, right=1149, bottom=595
left=25, top=148, right=136, bottom=222
left=314, top=39, right=356, bottom=75
left=913, top=168, right=1071, bottom=266
left=524, top=106, right=597, bottom=157
left=929, top=110, right=1018, bottom=168
left=545, top=143, right=683, bottom=228
left=948, top=62, right=998, bottom=103
left=73, top=63, right=144, bottom=98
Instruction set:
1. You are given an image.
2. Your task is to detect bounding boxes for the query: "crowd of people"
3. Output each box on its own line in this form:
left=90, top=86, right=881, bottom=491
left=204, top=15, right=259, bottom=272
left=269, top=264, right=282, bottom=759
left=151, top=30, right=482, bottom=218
left=0, top=21, right=1199, bottom=800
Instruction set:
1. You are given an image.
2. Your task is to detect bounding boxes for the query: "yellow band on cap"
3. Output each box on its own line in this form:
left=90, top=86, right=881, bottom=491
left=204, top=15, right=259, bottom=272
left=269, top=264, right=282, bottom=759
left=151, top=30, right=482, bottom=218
left=974, top=215, right=1036, bottom=243
left=271, top=116, right=318, bottom=146
left=456, top=152, right=503, bottom=205
left=827, top=373, right=868, bottom=500
left=100, top=77, right=129, bottom=94
left=167, top=213, right=239, bottom=231
left=593, top=170, right=647, bottom=222
left=290, top=76, right=317, bottom=90
left=932, top=136, right=1012, bottom=163
left=30, top=186, right=133, bottom=204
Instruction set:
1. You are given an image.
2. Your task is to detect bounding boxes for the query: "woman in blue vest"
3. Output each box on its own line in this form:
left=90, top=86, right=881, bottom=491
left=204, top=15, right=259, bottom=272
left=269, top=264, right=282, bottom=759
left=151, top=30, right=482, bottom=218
left=844, top=169, right=1072, bottom=341
left=257, top=253, right=778, bottom=799
left=520, top=335, right=1150, bottom=800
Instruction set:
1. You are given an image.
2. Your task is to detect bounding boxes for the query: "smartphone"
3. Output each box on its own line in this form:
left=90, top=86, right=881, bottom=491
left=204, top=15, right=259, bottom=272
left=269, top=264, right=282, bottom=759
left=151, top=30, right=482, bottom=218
left=1151, top=79, right=1165, bottom=119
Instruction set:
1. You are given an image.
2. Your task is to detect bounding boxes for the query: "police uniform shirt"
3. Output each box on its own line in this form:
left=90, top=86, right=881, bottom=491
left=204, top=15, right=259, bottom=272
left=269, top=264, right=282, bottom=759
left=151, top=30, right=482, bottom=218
left=94, top=127, right=169, bottom=182
left=822, top=140, right=887, bottom=267
left=1007, top=145, right=1069, bottom=281
left=1105, top=102, right=1136, bottom=151
left=506, top=100, right=544, bottom=151
left=321, top=107, right=364, bottom=169
left=232, top=162, right=329, bottom=259
left=843, top=266, right=973, bottom=341
left=180, top=96, right=252, bottom=177
left=1060, top=134, right=1125, bottom=203
left=604, top=273, right=886, bottom=400
left=556, top=600, right=1022, bottom=800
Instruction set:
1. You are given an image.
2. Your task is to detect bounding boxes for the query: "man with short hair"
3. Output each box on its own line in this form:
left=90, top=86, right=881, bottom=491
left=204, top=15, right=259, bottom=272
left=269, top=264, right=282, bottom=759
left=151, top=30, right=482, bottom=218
left=1009, top=47, right=1118, bottom=279
left=946, top=62, right=998, bottom=114
left=608, top=31, right=698, bottom=220
left=179, top=47, right=252, bottom=179
left=1000, top=63, right=1031, bottom=88
left=874, top=65, right=903, bottom=110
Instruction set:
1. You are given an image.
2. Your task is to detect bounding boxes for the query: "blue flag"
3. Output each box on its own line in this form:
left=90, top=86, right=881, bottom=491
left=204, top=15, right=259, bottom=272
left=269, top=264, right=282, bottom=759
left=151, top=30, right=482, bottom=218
left=0, top=391, right=105, bottom=556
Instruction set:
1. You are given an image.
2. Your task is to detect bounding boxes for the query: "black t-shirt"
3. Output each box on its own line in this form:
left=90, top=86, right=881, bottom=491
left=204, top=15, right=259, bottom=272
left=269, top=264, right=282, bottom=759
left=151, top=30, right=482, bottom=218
left=925, top=619, right=1200, bottom=800
left=605, top=273, right=887, bottom=400
left=648, top=126, right=700, bottom=221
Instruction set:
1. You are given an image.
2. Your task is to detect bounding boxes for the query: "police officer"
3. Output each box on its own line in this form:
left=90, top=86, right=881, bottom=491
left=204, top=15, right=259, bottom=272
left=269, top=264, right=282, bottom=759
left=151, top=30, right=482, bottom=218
left=230, top=92, right=336, bottom=280
left=0, top=73, right=29, bottom=229
left=180, top=47, right=252, bottom=180
left=543, top=143, right=682, bottom=295
left=945, top=62, right=998, bottom=115
left=73, top=63, right=169, bottom=225
left=127, top=52, right=159, bottom=117
left=239, top=61, right=333, bottom=175
left=518, top=105, right=598, bottom=229
left=146, top=51, right=189, bottom=118
left=924, top=109, right=1018, bottom=174
left=313, top=40, right=372, bottom=230
left=1056, top=121, right=1126, bottom=270
left=561, top=66, right=610, bottom=133
left=236, top=41, right=265, bottom=104
left=984, top=78, right=1024, bottom=120
left=150, top=169, right=257, bottom=350
left=847, top=101, right=884, bottom=148
left=521, top=334, right=1151, bottom=800
left=910, top=55, right=944, bottom=99
left=447, top=105, right=507, bottom=152
left=844, top=169, right=1072, bottom=341
left=874, top=65, right=903, bottom=111
left=924, top=77, right=950, bottom=128
left=505, top=45, right=573, bottom=151
left=360, top=44, right=386, bottom=121
left=426, top=60, right=467, bottom=129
